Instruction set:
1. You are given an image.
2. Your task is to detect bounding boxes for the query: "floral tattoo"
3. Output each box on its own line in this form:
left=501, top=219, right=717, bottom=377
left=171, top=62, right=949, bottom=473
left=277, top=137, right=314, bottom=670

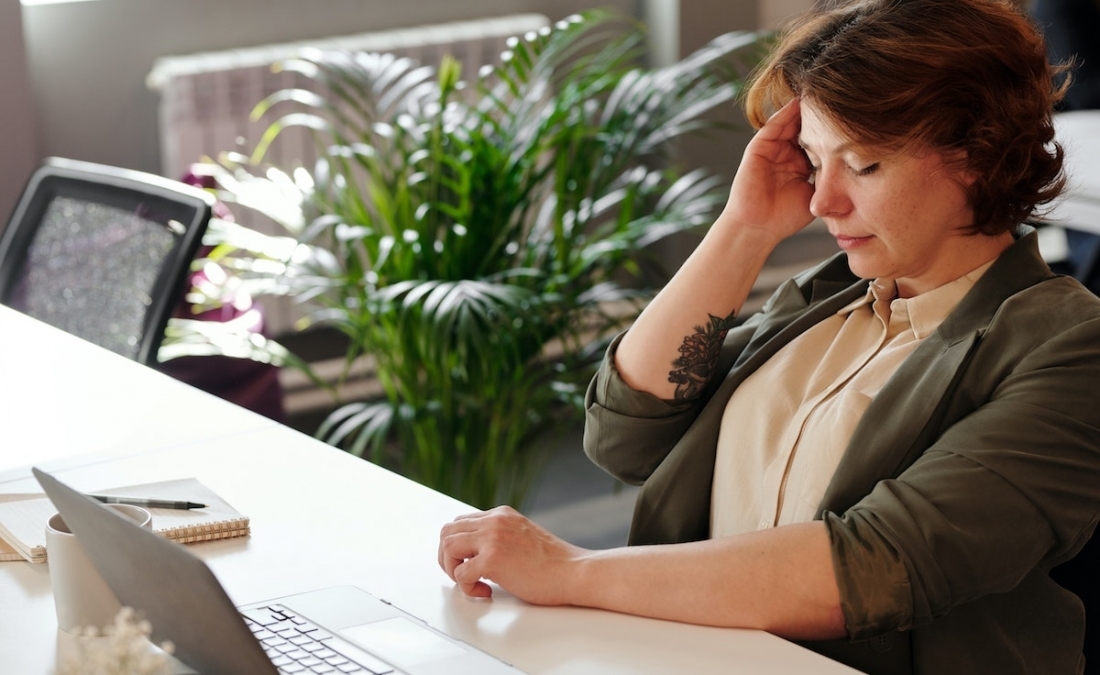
left=668, top=311, right=738, bottom=400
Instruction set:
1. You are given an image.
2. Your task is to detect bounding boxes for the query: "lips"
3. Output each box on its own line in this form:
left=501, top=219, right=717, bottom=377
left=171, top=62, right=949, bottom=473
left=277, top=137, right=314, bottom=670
left=833, top=233, right=873, bottom=250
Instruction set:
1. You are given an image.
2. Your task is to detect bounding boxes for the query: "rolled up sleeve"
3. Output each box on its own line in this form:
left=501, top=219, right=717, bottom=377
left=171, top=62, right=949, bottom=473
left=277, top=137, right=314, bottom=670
left=583, top=333, right=700, bottom=485
left=824, top=316, right=1100, bottom=640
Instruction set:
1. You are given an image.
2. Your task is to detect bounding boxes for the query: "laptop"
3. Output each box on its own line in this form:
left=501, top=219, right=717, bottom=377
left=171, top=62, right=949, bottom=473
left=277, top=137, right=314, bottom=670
left=33, top=467, right=525, bottom=675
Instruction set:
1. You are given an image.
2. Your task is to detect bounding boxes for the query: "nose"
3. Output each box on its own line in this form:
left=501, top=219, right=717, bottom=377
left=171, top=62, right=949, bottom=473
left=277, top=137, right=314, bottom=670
left=809, top=167, right=852, bottom=218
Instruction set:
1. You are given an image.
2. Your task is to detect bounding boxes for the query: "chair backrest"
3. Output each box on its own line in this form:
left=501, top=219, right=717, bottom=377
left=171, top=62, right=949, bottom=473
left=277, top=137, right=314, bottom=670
left=0, top=157, right=214, bottom=366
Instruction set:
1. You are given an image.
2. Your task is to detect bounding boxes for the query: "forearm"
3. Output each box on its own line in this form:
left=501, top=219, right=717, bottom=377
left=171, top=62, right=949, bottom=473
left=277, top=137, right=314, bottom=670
left=566, top=521, right=847, bottom=640
left=615, top=220, right=780, bottom=399
left=614, top=99, right=815, bottom=400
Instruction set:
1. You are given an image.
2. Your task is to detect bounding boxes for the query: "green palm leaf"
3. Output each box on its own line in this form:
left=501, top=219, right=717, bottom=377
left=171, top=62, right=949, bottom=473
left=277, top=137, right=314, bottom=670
left=182, top=9, right=767, bottom=508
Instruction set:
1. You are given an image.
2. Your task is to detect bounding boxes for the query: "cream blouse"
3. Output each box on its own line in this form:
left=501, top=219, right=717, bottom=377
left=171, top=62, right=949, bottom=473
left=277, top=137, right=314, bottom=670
left=710, top=262, right=993, bottom=538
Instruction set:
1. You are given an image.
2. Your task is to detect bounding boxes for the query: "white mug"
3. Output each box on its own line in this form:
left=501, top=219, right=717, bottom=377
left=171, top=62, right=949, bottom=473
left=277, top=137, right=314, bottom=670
left=45, top=503, right=152, bottom=634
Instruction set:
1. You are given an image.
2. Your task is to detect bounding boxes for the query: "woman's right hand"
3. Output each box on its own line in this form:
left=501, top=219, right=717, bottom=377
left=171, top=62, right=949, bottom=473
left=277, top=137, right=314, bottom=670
left=719, top=98, right=816, bottom=243
left=611, top=100, right=817, bottom=399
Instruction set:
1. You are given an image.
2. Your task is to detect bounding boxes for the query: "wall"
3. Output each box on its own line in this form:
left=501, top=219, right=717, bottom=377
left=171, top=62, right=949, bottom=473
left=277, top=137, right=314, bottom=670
left=18, top=0, right=636, bottom=178
left=676, top=0, right=813, bottom=179
left=0, top=0, right=814, bottom=295
left=759, top=0, right=814, bottom=28
left=13, top=0, right=808, bottom=182
left=0, top=0, right=39, bottom=223
left=651, top=0, right=772, bottom=269
left=678, top=0, right=760, bottom=181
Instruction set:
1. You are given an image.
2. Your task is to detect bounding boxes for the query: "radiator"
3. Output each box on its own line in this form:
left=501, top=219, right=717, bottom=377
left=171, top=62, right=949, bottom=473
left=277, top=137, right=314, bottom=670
left=146, top=14, right=551, bottom=335
left=147, top=14, right=550, bottom=181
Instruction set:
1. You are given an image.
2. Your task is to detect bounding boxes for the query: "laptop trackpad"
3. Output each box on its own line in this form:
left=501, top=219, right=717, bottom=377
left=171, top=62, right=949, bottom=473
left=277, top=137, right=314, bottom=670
left=344, top=617, right=467, bottom=668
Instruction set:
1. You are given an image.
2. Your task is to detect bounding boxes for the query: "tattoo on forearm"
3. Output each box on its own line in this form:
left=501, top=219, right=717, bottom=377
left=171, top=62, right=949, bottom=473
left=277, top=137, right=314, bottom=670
left=668, top=311, right=738, bottom=400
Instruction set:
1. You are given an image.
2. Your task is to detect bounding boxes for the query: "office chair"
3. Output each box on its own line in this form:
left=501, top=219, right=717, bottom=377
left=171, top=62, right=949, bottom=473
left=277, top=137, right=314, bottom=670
left=0, top=157, right=214, bottom=366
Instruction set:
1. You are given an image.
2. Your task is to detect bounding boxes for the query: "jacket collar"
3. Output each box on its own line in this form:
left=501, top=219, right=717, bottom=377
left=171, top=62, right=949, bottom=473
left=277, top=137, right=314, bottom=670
left=817, top=227, right=1055, bottom=514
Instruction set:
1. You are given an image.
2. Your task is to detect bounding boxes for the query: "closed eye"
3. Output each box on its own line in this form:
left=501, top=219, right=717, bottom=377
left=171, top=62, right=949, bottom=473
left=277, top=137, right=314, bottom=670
left=855, top=163, right=880, bottom=176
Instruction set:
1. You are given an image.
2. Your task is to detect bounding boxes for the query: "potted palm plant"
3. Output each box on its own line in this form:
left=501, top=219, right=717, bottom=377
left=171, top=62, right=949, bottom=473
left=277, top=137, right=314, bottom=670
left=170, top=10, right=766, bottom=509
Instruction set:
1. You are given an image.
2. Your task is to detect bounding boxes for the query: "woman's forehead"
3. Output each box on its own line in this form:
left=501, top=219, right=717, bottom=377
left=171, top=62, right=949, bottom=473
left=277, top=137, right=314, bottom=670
left=798, top=100, right=865, bottom=153
left=798, top=97, right=926, bottom=159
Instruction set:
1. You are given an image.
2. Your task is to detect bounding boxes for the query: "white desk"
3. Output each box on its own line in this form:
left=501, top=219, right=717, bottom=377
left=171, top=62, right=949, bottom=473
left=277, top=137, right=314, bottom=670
left=1048, top=110, right=1100, bottom=235
left=0, top=306, right=860, bottom=674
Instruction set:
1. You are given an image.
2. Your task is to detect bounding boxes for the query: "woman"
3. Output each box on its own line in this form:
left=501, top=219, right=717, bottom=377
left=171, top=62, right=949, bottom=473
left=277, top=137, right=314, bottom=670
left=438, top=1, right=1100, bottom=673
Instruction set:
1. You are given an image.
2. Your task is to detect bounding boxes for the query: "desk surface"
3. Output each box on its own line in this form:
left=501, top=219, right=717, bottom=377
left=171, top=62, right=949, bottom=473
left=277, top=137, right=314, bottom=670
left=0, top=306, right=860, bottom=674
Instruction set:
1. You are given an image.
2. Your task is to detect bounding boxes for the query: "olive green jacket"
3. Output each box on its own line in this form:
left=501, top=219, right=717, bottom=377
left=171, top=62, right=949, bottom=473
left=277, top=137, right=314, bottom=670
left=583, top=229, right=1100, bottom=675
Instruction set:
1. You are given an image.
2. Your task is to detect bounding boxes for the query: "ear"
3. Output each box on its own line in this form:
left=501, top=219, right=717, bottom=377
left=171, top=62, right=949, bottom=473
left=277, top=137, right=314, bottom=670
left=942, top=148, right=977, bottom=186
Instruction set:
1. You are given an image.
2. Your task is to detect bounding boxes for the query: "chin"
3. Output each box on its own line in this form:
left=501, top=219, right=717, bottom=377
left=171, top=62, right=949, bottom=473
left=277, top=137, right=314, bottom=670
left=844, top=257, right=881, bottom=281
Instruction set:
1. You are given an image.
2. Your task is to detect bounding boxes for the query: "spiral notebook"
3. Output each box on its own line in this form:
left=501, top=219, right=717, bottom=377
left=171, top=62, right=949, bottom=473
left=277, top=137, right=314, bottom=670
left=0, top=478, right=249, bottom=563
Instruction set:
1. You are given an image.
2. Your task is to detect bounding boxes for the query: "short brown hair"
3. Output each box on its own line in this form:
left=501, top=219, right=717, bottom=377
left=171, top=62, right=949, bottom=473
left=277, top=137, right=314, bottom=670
left=744, top=0, right=1067, bottom=236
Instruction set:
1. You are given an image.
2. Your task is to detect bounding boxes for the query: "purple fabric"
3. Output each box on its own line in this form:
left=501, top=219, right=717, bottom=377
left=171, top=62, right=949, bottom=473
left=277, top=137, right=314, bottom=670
left=159, top=168, right=287, bottom=424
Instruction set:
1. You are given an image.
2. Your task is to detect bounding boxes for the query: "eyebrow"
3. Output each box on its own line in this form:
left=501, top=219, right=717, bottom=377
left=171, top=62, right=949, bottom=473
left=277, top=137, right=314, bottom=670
left=797, top=137, right=856, bottom=156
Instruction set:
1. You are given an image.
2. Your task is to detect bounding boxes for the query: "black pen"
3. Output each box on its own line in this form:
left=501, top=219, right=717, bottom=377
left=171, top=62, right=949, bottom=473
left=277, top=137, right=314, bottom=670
left=88, top=494, right=207, bottom=510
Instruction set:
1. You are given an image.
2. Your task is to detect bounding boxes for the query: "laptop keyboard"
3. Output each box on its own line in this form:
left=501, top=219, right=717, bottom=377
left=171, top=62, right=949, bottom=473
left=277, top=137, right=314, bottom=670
left=243, top=604, right=397, bottom=675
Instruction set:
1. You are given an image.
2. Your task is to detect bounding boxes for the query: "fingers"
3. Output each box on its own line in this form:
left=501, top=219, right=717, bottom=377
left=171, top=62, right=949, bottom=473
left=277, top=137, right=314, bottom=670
left=438, top=508, right=582, bottom=605
left=460, top=579, right=493, bottom=598
left=721, top=96, right=814, bottom=235
left=741, top=98, right=807, bottom=175
left=439, top=528, right=472, bottom=579
left=755, top=98, right=802, bottom=143
left=438, top=509, right=512, bottom=597
left=453, top=558, right=493, bottom=598
left=437, top=510, right=490, bottom=574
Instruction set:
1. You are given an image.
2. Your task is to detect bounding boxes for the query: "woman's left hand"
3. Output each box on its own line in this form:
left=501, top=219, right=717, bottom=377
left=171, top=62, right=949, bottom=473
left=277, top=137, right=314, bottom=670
left=438, top=506, right=587, bottom=604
